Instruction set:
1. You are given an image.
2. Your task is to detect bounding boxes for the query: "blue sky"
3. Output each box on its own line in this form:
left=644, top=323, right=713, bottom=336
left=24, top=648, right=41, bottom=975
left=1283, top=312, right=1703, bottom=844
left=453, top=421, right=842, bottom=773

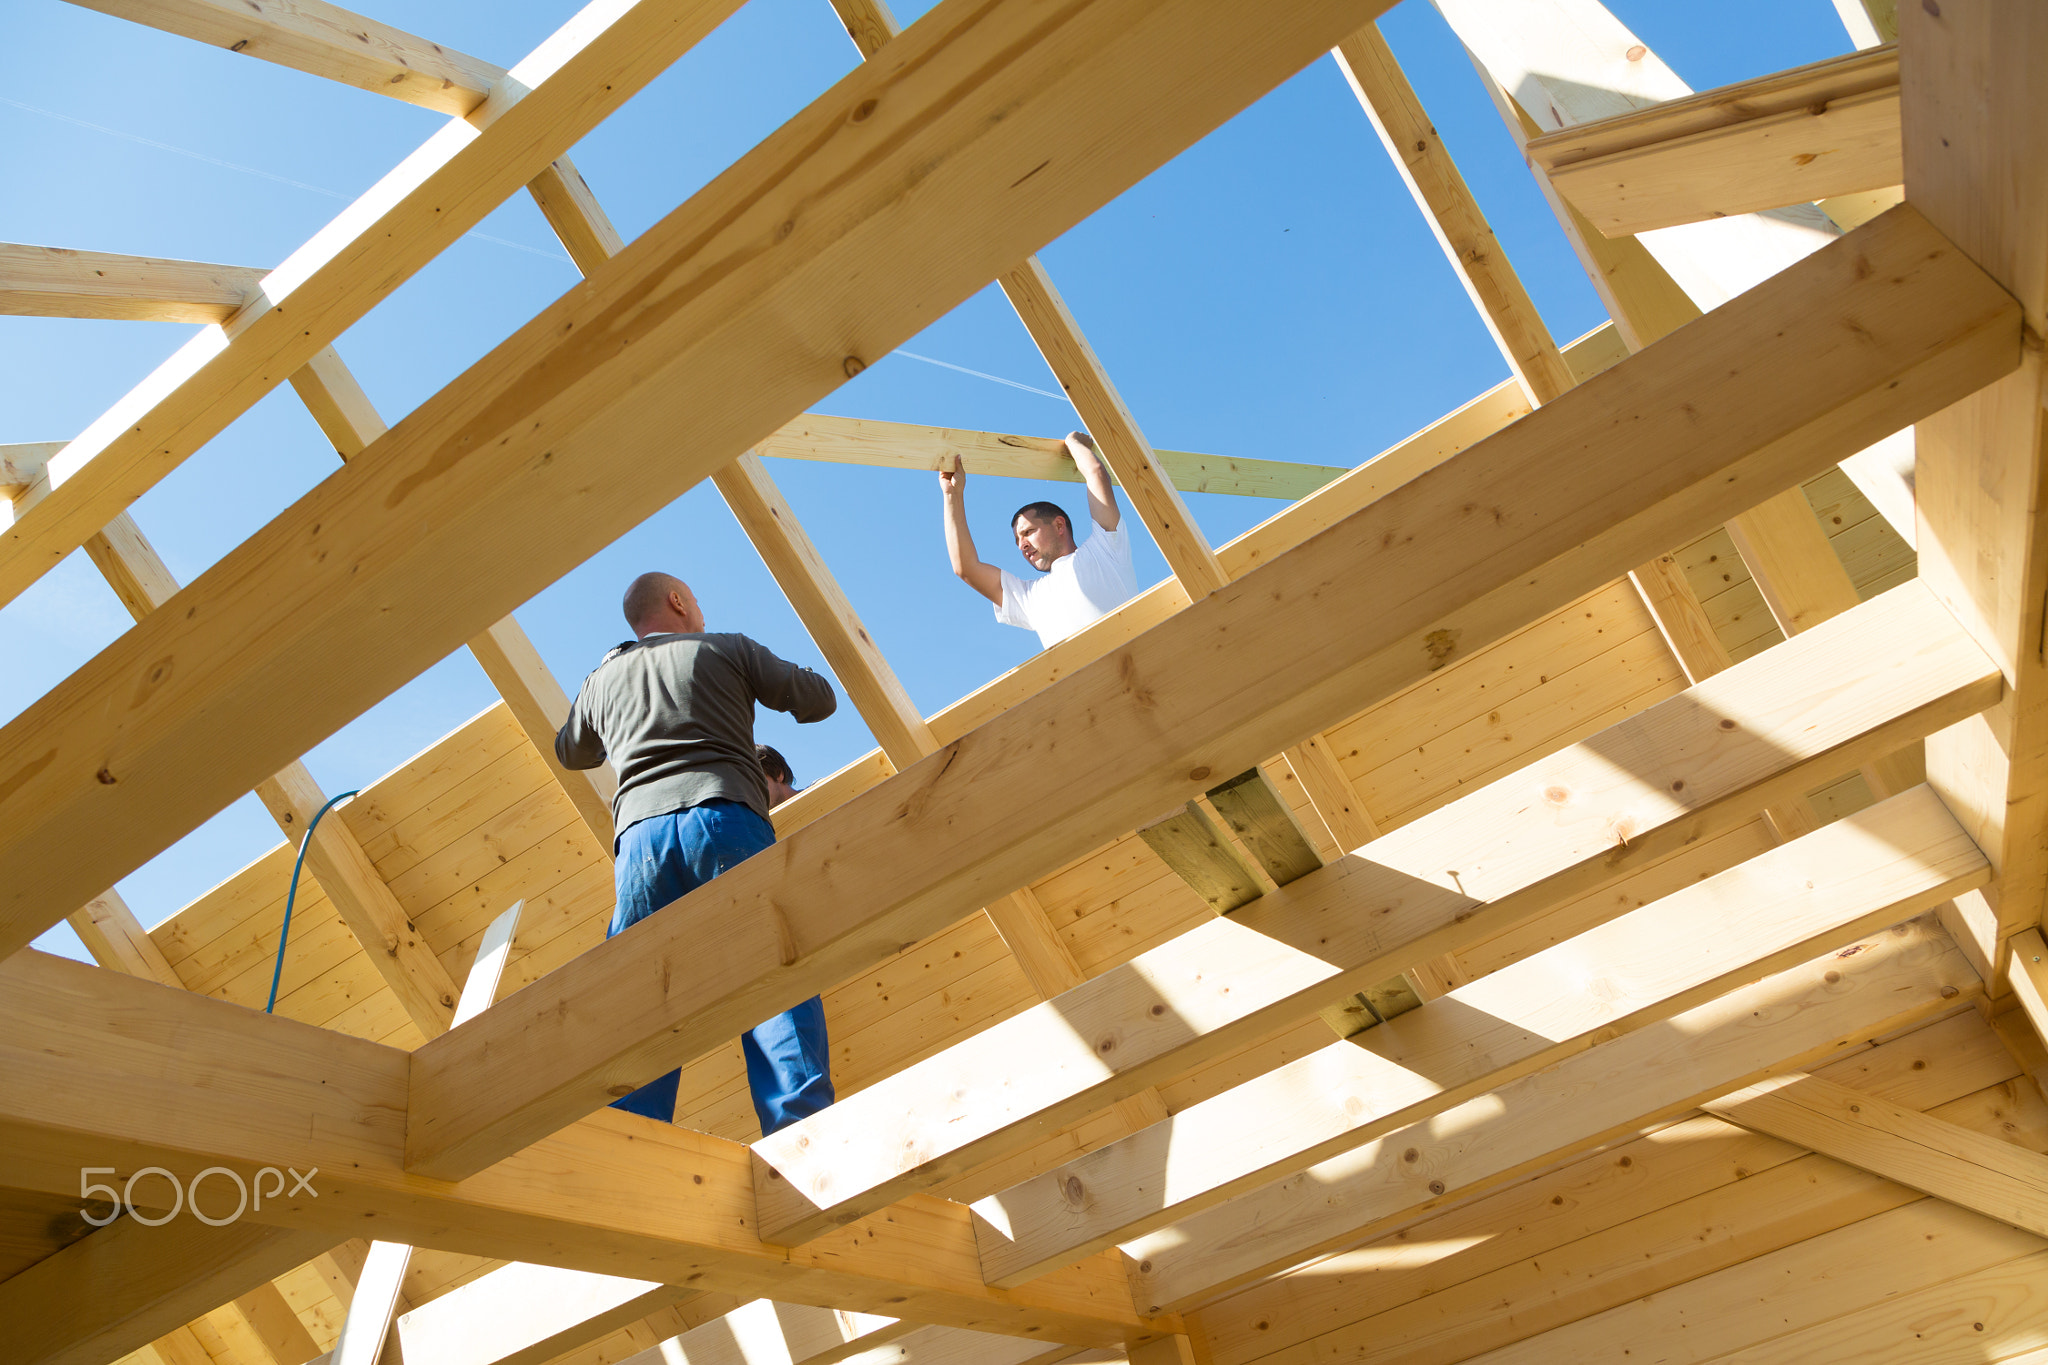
left=2, top=0, right=1859, bottom=960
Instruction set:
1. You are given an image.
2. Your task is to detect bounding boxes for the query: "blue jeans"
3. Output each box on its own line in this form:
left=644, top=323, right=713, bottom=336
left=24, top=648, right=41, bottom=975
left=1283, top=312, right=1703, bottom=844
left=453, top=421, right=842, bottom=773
left=608, top=800, right=835, bottom=1136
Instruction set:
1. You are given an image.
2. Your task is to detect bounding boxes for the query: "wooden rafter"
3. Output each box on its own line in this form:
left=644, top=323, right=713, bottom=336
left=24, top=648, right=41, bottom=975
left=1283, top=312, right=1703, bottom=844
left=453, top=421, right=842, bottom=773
left=1899, top=0, right=2048, bottom=1003
left=1525, top=44, right=1903, bottom=237
left=973, top=784, right=1986, bottom=1285
left=1120, top=912, right=1977, bottom=1310
left=1704, top=1070, right=2048, bottom=1240
left=0, top=243, right=264, bottom=324
left=754, top=414, right=1347, bottom=502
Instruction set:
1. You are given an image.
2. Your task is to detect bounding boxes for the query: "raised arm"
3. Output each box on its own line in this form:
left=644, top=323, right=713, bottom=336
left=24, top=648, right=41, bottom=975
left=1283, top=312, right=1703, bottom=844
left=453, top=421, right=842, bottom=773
left=939, top=453, right=1004, bottom=605
left=1067, top=431, right=1120, bottom=532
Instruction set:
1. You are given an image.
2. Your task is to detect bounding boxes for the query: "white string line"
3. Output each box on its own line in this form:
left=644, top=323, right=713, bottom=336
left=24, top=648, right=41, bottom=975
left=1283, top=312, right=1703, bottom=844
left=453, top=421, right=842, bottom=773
left=6, top=97, right=1079, bottom=402
left=0, top=95, right=573, bottom=264
left=892, top=349, right=1069, bottom=402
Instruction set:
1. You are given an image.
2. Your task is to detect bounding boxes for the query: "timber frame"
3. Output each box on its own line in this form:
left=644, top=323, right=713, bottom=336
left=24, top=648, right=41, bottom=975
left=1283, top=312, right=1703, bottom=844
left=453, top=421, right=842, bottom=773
left=6, top=1, right=2048, bottom=1364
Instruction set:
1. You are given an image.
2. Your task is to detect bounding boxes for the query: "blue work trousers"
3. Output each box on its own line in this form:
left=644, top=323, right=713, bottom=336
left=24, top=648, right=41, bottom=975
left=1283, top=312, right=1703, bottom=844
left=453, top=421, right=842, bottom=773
left=608, top=799, right=835, bottom=1136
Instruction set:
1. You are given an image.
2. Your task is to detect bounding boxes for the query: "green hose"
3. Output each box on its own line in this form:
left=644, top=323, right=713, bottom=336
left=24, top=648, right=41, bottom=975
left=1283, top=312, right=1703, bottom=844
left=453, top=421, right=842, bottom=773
left=265, top=789, right=360, bottom=1015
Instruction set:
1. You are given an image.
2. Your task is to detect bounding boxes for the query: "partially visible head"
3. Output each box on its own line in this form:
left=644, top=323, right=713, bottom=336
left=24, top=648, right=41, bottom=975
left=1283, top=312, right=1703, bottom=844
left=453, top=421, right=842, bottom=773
left=622, top=572, right=704, bottom=638
left=1011, top=501, right=1075, bottom=573
left=756, top=743, right=796, bottom=807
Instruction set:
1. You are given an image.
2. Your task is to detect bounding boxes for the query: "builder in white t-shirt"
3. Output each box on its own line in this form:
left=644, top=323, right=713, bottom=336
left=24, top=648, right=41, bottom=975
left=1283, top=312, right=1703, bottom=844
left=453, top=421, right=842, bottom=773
left=939, top=431, right=1137, bottom=649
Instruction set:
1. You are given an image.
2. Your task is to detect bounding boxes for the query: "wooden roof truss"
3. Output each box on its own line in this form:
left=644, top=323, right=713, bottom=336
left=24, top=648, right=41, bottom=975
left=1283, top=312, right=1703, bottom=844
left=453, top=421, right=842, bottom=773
left=4, top=0, right=2047, bottom=1362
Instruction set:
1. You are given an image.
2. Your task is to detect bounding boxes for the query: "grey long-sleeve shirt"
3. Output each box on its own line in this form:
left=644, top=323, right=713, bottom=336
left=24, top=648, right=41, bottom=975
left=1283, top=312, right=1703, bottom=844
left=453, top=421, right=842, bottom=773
left=555, top=631, right=836, bottom=833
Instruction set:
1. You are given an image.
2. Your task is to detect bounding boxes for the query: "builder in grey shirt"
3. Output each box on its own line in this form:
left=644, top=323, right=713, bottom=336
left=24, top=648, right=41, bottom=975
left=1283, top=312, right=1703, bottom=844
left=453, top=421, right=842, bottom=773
left=557, top=572, right=837, bottom=1134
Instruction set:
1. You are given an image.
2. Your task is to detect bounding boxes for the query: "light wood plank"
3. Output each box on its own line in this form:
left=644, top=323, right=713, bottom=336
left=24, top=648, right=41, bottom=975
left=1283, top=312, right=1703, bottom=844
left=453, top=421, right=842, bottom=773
left=67, top=889, right=183, bottom=988
left=1705, top=1070, right=2048, bottom=1239
left=67, top=0, right=502, bottom=115
left=396, top=1260, right=695, bottom=1365
left=1455, top=1199, right=2039, bottom=1365
left=1901, top=0, right=2048, bottom=984
left=756, top=413, right=1345, bottom=503
left=0, top=242, right=263, bottom=323
left=0, top=1214, right=334, bottom=1365
left=1187, top=1010, right=2021, bottom=1365
left=1335, top=25, right=1573, bottom=407
left=1527, top=46, right=1903, bottom=236
left=215, top=1281, right=322, bottom=1365
left=1120, top=913, right=1979, bottom=1311
left=973, top=785, right=1988, bottom=1285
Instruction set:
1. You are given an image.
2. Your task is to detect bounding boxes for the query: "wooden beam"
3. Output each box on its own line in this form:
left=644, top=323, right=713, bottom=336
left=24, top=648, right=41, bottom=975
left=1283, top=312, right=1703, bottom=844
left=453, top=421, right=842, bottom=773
left=997, top=257, right=1227, bottom=599
left=1901, top=0, right=2048, bottom=987
left=1125, top=1338, right=1194, bottom=1365
left=377, top=206, right=2014, bottom=1181
left=1526, top=45, right=1903, bottom=237
left=971, top=785, right=1988, bottom=1285
left=0, top=1212, right=334, bottom=1365
left=397, top=1262, right=698, bottom=1365
left=1202, top=769, right=1321, bottom=888
left=315, top=904, right=522, bottom=1365
left=212, top=1282, right=322, bottom=1365
left=739, top=582, right=1999, bottom=1244
left=793, top=1319, right=917, bottom=1365
left=1333, top=21, right=1738, bottom=843
left=714, top=452, right=936, bottom=769
left=2008, top=929, right=2048, bottom=1047
left=1334, top=25, right=1574, bottom=408
left=1185, top=1009, right=2020, bottom=1365
left=254, top=762, right=459, bottom=1034
left=615, top=1304, right=1060, bottom=1365
left=0, top=243, right=264, bottom=324
left=1704, top=1070, right=2048, bottom=1239
left=0, top=0, right=747, bottom=610
left=65, top=0, right=502, bottom=116
left=0, top=441, right=62, bottom=494
left=1135, top=802, right=1264, bottom=915
left=1426, top=1196, right=2039, bottom=1365
left=66, top=889, right=182, bottom=988
left=1119, top=911, right=1979, bottom=1311
left=29, top=843, right=345, bottom=1365
left=1453, top=0, right=1916, bottom=548
left=754, top=413, right=1346, bottom=502
left=0, top=950, right=1168, bottom=1348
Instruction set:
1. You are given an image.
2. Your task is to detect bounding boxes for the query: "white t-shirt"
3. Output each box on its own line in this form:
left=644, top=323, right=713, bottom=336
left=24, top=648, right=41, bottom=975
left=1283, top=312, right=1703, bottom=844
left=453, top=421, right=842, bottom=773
left=995, top=520, right=1138, bottom=649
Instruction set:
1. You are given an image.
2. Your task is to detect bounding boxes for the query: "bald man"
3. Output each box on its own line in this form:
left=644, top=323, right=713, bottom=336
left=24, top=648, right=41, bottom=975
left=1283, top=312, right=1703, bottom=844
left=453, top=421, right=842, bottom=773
left=557, top=573, right=838, bottom=1135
